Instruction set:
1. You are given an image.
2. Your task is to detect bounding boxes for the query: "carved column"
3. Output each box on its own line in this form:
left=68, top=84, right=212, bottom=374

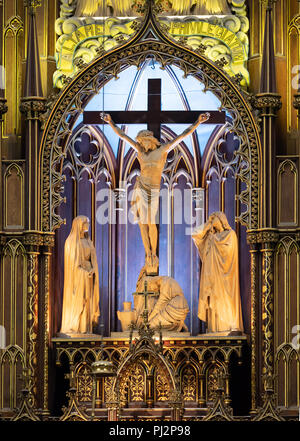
left=23, top=233, right=43, bottom=406
left=146, top=373, right=154, bottom=408
left=0, top=97, right=8, bottom=231
left=107, top=403, right=119, bottom=421
left=169, top=388, right=184, bottom=421
left=0, top=0, right=7, bottom=232
left=39, top=233, right=54, bottom=415
left=247, top=233, right=259, bottom=412
left=170, top=402, right=183, bottom=421
left=259, top=231, right=279, bottom=383
left=198, top=360, right=206, bottom=407
left=224, top=361, right=231, bottom=406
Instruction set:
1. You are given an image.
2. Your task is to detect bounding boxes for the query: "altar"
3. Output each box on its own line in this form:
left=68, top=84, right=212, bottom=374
left=52, top=333, right=249, bottom=420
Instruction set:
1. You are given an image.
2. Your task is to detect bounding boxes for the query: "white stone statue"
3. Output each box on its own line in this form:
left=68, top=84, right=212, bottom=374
left=60, top=216, right=100, bottom=334
left=192, top=211, right=244, bottom=334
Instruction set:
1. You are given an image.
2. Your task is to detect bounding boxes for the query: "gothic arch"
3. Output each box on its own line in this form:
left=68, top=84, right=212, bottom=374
left=39, top=10, right=261, bottom=233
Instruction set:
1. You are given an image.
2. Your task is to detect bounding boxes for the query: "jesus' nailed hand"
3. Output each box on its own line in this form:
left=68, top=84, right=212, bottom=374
left=100, top=111, right=210, bottom=154
left=99, top=111, right=210, bottom=269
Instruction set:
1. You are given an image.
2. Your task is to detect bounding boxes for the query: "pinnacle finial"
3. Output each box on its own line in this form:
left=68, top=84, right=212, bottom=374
left=260, top=0, right=278, bottom=10
left=25, top=0, right=41, bottom=15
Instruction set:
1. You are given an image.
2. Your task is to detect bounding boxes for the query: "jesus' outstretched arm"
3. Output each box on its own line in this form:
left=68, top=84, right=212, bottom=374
left=100, top=113, right=140, bottom=151
left=161, top=112, right=210, bottom=153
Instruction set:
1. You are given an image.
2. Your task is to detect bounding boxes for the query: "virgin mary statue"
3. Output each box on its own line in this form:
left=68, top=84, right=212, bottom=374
left=60, top=216, right=100, bottom=334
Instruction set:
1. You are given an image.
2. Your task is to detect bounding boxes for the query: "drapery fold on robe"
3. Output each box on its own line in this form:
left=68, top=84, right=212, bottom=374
left=148, top=277, right=189, bottom=331
left=60, top=216, right=100, bottom=334
left=192, top=219, right=243, bottom=332
left=134, top=271, right=189, bottom=331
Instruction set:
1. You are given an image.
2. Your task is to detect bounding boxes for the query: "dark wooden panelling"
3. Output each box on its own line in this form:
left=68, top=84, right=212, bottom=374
left=3, top=163, right=24, bottom=229
left=277, top=160, right=298, bottom=227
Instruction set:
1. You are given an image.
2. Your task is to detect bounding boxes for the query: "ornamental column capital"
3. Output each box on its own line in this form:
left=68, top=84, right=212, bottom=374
left=20, top=97, right=46, bottom=122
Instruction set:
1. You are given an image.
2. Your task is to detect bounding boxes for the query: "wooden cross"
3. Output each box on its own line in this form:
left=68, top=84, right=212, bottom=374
left=133, top=279, right=159, bottom=325
left=83, top=78, right=225, bottom=140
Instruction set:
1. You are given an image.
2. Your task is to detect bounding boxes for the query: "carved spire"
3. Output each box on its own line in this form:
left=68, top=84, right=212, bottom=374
left=20, top=0, right=45, bottom=230
left=259, top=0, right=278, bottom=94
left=255, top=0, right=281, bottom=227
left=23, top=0, right=43, bottom=98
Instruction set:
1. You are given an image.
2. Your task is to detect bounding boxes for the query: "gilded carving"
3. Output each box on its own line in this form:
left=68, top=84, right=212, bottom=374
left=42, top=251, right=50, bottom=414
left=24, top=0, right=42, bottom=10
left=26, top=252, right=39, bottom=404
left=43, top=234, right=55, bottom=247
left=52, top=337, right=246, bottom=416
left=181, top=366, right=197, bottom=402
left=247, top=230, right=279, bottom=245
left=255, top=93, right=282, bottom=112
left=249, top=243, right=258, bottom=412
left=20, top=98, right=47, bottom=121
left=129, top=363, right=145, bottom=402
left=206, top=364, right=224, bottom=401
left=60, top=386, right=89, bottom=421
left=156, top=373, right=170, bottom=401
left=204, top=372, right=233, bottom=421
left=76, top=363, right=93, bottom=402
left=104, top=376, right=115, bottom=402
left=261, top=247, right=275, bottom=379
left=23, top=233, right=44, bottom=247
left=54, top=0, right=250, bottom=88
left=11, top=368, right=40, bottom=421
left=0, top=97, right=8, bottom=118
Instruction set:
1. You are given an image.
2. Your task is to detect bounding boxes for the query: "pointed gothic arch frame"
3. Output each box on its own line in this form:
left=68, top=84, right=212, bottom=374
left=39, top=9, right=261, bottom=234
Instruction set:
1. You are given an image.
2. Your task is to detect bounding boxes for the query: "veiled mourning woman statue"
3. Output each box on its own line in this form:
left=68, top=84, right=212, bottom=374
left=60, top=216, right=100, bottom=335
left=192, top=211, right=244, bottom=334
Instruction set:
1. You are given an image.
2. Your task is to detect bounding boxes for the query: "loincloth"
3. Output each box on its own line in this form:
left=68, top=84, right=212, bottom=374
left=131, top=176, right=160, bottom=224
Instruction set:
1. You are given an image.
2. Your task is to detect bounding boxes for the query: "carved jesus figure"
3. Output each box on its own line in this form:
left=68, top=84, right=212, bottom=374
left=102, top=112, right=210, bottom=272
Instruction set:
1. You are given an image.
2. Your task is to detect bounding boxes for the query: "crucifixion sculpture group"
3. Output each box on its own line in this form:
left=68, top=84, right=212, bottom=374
left=84, top=78, right=225, bottom=274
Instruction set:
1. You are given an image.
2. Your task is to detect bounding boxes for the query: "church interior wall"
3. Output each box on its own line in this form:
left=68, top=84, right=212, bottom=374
left=0, top=0, right=300, bottom=420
